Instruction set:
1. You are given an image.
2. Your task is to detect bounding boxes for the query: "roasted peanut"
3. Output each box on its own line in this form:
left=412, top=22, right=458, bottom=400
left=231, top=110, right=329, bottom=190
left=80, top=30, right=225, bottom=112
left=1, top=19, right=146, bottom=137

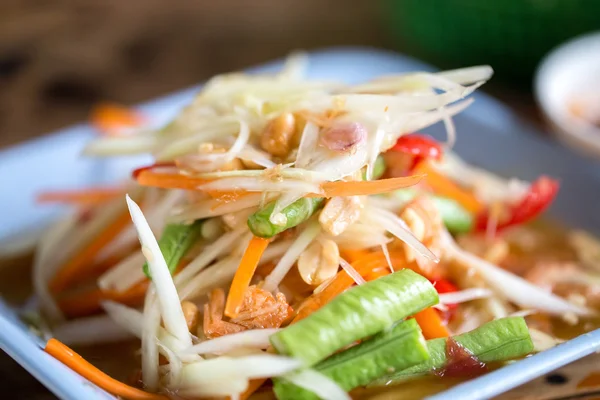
left=181, top=301, right=199, bottom=333
left=297, top=239, right=340, bottom=285
left=319, top=196, right=362, bottom=236
left=260, top=113, right=296, bottom=156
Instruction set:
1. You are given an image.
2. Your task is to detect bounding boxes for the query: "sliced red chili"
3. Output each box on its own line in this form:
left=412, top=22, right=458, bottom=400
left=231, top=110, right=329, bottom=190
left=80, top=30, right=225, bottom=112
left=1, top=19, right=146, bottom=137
left=475, top=176, right=559, bottom=232
left=390, top=134, right=443, bottom=171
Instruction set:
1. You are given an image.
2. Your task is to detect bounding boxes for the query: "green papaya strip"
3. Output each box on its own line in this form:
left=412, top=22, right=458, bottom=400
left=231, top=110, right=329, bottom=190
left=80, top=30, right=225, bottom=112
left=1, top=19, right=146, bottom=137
left=370, top=317, right=534, bottom=386
left=273, top=319, right=430, bottom=400
left=248, top=197, right=323, bottom=238
left=270, top=269, right=438, bottom=366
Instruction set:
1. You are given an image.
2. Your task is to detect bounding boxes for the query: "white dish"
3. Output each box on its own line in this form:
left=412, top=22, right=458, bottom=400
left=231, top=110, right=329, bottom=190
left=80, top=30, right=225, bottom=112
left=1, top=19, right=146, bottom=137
left=4, top=47, right=600, bottom=400
left=535, top=31, right=600, bottom=158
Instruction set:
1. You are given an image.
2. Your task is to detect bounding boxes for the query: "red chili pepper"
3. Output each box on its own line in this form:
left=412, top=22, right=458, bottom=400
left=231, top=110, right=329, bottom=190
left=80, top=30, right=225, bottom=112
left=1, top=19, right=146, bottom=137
left=475, top=176, right=559, bottom=232
left=391, top=134, right=443, bottom=170
left=430, top=278, right=459, bottom=322
left=131, top=162, right=176, bottom=179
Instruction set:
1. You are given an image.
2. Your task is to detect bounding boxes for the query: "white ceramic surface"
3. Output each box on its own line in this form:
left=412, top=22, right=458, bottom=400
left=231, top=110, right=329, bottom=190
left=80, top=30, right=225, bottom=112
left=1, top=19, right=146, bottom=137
left=535, top=31, right=600, bottom=158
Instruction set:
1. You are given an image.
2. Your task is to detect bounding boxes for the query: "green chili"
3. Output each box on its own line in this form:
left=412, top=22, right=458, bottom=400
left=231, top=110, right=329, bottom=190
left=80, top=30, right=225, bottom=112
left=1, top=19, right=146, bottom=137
left=143, top=220, right=204, bottom=278
left=392, top=189, right=474, bottom=233
left=370, top=317, right=533, bottom=386
left=270, top=269, right=438, bottom=366
left=247, top=197, right=323, bottom=238
left=273, top=319, right=430, bottom=400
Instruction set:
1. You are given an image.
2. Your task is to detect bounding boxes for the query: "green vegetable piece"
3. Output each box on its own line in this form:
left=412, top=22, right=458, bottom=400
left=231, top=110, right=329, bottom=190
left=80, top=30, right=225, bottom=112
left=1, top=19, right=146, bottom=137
left=273, top=319, right=430, bottom=400
left=371, top=317, right=533, bottom=386
left=362, top=155, right=386, bottom=180
left=270, top=269, right=438, bottom=366
left=392, top=189, right=474, bottom=234
left=247, top=197, right=324, bottom=238
left=143, top=220, right=204, bottom=278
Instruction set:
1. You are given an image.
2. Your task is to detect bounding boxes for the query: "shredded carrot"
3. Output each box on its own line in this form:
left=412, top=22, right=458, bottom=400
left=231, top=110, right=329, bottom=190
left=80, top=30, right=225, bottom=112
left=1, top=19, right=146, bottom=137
left=49, top=207, right=132, bottom=294
left=413, top=162, right=483, bottom=214
left=413, top=307, right=450, bottom=339
left=45, top=338, right=168, bottom=400
left=207, top=189, right=252, bottom=204
left=131, top=162, right=177, bottom=179
left=312, top=175, right=425, bottom=197
left=137, top=170, right=423, bottom=198
left=339, top=249, right=367, bottom=264
left=224, top=236, right=270, bottom=318
left=365, top=267, right=391, bottom=281
left=136, top=170, right=207, bottom=190
left=58, top=280, right=149, bottom=318
left=37, top=187, right=124, bottom=206
left=91, top=103, right=145, bottom=135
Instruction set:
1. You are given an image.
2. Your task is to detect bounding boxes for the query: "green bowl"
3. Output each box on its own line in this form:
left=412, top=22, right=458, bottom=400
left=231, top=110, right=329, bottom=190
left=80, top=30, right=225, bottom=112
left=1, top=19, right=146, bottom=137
left=383, top=0, right=600, bottom=83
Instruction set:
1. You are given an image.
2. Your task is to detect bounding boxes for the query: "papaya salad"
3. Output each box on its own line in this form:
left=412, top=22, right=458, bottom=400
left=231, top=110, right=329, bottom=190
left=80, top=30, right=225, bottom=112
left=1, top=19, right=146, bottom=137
left=21, top=54, right=600, bottom=399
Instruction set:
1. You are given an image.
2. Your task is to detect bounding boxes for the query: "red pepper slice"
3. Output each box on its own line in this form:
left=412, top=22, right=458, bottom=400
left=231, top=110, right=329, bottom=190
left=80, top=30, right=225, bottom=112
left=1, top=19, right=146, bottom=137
left=430, top=278, right=459, bottom=322
left=390, top=134, right=443, bottom=170
left=475, top=176, right=559, bottom=232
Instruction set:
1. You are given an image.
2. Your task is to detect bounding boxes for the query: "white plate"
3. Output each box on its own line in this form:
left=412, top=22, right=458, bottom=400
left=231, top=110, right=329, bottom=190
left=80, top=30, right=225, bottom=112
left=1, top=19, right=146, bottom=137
left=3, top=47, right=600, bottom=400
left=535, top=31, right=600, bottom=158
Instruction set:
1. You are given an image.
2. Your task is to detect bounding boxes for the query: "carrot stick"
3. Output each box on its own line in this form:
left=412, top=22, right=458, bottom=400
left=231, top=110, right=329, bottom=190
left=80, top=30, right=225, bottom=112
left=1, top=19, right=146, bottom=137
left=413, top=162, right=483, bottom=214
left=413, top=307, right=450, bottom=339
left=49, top=207, right=132, bottom=294
left=365, top=267, right=391, bottom=281
left=91, top=103, right=146, bottom=135
left=136, top=171, right=208, bottom=191
left=131, top=162, right=177, bottom=179
left=339, top=249, right=369, bottom=264
left=224, top=236, right=269, bottom=318
left=137, top=170, right=423, bottom=198
left=37, top=187, right=124, bottom=206
left=45, top=338, right=168, bottom=400
left=58, top=280, right=149, bottom=318
left=312, top=174, right=424, bottom=197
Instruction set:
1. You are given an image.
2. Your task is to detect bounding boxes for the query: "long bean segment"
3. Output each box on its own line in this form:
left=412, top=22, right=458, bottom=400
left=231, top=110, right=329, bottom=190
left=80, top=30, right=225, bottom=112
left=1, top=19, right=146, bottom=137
left=392, top=189, right=474, bottom=233
left=371, top=317, right=533, bottom=386
left=143, top=220, right=204, bottom=277
left=270, top=269, right=438, bottom=366
left=273, top=319, right=429, bottom=400
left=248, top=197, right=323, bottom=238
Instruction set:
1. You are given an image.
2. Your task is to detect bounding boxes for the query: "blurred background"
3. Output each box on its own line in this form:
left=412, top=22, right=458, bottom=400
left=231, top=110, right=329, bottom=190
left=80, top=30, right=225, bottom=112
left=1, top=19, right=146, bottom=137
left=0, top=0, right=599, bottom=147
